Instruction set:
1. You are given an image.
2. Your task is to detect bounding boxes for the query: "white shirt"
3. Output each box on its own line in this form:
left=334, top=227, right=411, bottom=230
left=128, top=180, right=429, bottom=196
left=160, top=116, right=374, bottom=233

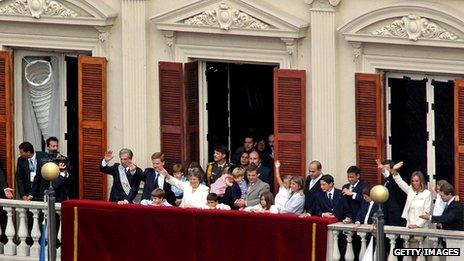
left=29, top=153, right=37, bottom=183
left=326, top=187, right=335, bottom=200
left=167, top=177, right=209, bottom=209
left=309, top=173, right=322, bottom=190
left=432, top=193, right=447, bottom=216
left=364, top=201, right=374, bottom=224
left=244, top=204, right=278, bottom=214
left=275, top=186, right=292, bottom=211
left=154, top=171, right=165, bottom=189
left=350, top=180, right=360, bottom=199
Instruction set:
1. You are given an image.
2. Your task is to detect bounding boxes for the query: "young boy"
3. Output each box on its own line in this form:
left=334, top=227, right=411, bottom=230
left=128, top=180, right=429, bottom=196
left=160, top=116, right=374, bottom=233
left=355, top=186, right=379, bottom=225
left=141, top=188, right=172, bottom=206
left=232, top=166, right=247, bottom=198
left=171, top=163, right=186, bottom=206
left=204, top=193, right=231, bottom=210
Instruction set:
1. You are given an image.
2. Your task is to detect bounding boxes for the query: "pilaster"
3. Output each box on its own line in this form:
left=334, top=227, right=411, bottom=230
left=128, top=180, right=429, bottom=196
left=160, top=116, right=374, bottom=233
left=121, top=0, right=148, bottom=166
left=306, top=0, right=341, bottom=174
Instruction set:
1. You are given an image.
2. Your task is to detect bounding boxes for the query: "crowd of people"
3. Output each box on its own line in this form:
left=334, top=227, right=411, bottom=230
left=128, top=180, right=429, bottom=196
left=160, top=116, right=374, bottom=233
left=91, top=134, right=464, bottom=234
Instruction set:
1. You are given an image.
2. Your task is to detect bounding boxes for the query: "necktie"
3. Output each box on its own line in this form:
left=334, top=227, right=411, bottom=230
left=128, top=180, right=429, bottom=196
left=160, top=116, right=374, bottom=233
left=29, top=159, right=35, bottom=172
left=154, top=173, right=159, bottom=188
left=328, top=193, right=332, bottom=201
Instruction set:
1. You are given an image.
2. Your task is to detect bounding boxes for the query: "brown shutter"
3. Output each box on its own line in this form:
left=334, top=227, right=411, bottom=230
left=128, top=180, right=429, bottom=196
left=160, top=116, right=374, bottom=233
left=159, top=62, right=186, bottom=171
left=0, top=51, right=13, bottom=188
left=355, top=73, right=386, bottom=186
left=273, top=69, right=306, bottom=192
left=78, top=56, right=107, bottom=200
left=454, top=79, right=464, bottom=200
left=184, top=61, right=199, bottom=162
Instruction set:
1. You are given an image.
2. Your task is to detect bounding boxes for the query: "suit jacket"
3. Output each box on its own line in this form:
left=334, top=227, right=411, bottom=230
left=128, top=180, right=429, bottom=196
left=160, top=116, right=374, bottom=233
left=342, top=180, right=369, bottom=219
left=383, top=173, right=407, bottom=226
left=15, top=151, right=47, bottom=200
left=258, top=164, right=273, bottom=192
left=100, top=163, right=143, bottom=202
left=127, top=168, right=176, bottom=205
left=311, top=189, right=348, bottom=221
left=304, top=176, right=322, bottom=213
left=355, top=201, right=379, bottom=224
left=245, top=179, right=270, bottom=207
left=431, top=200, right=464, bottom=231
left=0, top=166, right=9, bottom=199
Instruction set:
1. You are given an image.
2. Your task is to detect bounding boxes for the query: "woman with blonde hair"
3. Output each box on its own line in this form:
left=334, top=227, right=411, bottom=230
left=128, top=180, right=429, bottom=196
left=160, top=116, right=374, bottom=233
left=391, top=163, right=432, bottom=229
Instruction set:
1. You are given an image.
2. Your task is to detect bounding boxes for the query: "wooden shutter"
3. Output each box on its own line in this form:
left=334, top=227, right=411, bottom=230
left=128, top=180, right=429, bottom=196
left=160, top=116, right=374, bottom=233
left=184, top=61, right=199, bottom=163
left=454, top=79, right=464, bottom=200
left=78, top=56, right=107, bottom=200
left=274, top=69, right=306, bottom=192
left=0, top=51, right=13, bottom=188
left=159, top=62, right=186, bottom=171
left=355, top=73, right=386, bottom=186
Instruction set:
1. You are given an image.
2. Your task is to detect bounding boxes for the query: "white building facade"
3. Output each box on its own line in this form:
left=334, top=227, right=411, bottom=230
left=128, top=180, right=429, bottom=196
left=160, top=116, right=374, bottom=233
left=1, top=0, right=464, bottom=200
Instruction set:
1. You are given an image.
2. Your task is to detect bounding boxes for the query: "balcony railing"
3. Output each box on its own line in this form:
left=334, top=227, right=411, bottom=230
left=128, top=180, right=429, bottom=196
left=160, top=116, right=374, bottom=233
left=0, top=198, right=61, bottom=261
left=327, top=222, right=464, bottom=261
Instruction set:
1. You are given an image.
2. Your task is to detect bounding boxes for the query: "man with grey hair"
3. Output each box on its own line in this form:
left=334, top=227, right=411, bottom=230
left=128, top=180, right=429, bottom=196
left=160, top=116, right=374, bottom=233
left=100, top=148, right=143, bottom=202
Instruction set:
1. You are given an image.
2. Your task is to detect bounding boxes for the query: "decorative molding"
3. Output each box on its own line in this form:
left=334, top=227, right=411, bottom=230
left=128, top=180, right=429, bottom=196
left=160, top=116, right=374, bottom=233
left=372, top=14, right=458, bottom=41
left=162, top=30, right=176, bottom=60
left=184, top=2, right=270, bottom=30
left=0, top=0, right=78, bottom=18
left=95, top=26, right=109, bottom=43
left=350, top=42, right=362, bottom=61
left=152, top=0, right=308, bottom=39
left=305, top=0, right=341, bottom=11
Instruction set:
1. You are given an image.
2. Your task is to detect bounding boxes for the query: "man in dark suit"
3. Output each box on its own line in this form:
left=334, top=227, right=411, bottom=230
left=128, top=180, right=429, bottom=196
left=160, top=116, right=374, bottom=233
left=234, top=163, right=270, bottom=208
left=125, top=152, right=175, bottom=205
left=341, top=165, right=369, bottom=222
left=303, top=160, right=323, bottom=214
left=100, top=148, right=143, bottom=202
left=355, top=186, right=379, bottom=225
left=311, top=174, right=348, bottom=221
left=231, top=135, right=256, bottom=165
left=419, top=183, right=464, bottom=231
left=249, top=150, right=273, bottom=192
left=376, top=159, right=406, bottom=226
left=15, top=142, right=47, bottom=201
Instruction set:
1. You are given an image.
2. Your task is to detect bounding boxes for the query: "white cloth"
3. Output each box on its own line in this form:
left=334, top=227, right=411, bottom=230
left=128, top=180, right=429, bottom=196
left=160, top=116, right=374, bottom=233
left=203, top=203, right=231, bottom=210
left=275, top=186, right=291, bottom=211
left=393, top=173, right=432, bottom=228
left=140, top=199, right=172, bottom=206
left=364, top=201, right=375, bottom=225
left=432, top=193, right=447, bottom=216
left=244, top=204, right=278, bottom=214
left=362, top=236, right=375, bottom=261
left=167, top=177, right=209, bottom=209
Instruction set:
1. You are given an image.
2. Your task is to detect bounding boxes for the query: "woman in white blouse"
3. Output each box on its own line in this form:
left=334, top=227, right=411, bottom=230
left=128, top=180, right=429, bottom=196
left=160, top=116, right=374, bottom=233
left=391, top=162, right=432, bottom=229
left=160, top=166, right=209, bottom=209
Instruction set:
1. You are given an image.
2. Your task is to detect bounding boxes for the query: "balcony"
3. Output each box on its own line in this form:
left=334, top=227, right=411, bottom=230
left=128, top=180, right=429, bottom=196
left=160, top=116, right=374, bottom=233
left=327, top=222, right=464, bottom=261
left=0, top=199, right=61, bottom=261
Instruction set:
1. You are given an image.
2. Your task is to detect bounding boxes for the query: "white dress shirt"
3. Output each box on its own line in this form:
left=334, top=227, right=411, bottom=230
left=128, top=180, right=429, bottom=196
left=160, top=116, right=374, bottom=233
left=364, top=201, right=375, bottom=224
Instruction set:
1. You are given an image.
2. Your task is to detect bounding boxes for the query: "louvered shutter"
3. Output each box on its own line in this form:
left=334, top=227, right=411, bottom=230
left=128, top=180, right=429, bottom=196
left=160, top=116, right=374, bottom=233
left=355, top=73, right=385, bottom=186
left=184, top=61, right=199, bottom=162
left=273, top=69, right=306, bottom=192
left=454, top=79, right=464, bottom=200
left=78, top=56, right=107, bottom=200
left=159, top=62, right=186, bottom=172
left=0, top=51, right=13, bottom=188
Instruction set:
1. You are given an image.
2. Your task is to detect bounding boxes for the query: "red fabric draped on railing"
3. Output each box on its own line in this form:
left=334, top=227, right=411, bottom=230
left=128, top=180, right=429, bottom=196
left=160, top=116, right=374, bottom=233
left=61, top=200, right=336, bottom=261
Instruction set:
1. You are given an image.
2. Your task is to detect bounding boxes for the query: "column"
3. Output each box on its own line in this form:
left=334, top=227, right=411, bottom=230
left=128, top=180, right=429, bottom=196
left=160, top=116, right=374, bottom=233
left=306, top=0, right=341, bottom=174
left=121, top=0, right=148, bottom=166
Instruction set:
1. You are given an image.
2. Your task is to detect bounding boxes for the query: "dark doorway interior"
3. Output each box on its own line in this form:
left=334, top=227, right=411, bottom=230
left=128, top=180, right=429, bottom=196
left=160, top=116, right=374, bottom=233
left=206, top=62, right=275, bottom=161
left=433, top=80, right=454, bottom=184
left=389, top=77, right=428, bottom=183
left=65, top=56, right=79, bottom=198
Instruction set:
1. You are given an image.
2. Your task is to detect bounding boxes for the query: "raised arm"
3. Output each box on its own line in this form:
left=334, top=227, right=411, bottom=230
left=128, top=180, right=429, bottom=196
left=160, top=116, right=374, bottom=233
left=160, top=167, right=185, bottom=191
left=390, top=161, right=409, bottom=194
left=274, top=160, right=283, bottom=187
left=100, top=150, right=115, bottom=174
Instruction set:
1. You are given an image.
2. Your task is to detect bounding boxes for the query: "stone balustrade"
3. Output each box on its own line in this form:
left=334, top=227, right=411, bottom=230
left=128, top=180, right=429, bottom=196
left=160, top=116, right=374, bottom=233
left=327, top=222, right=464, bottom=261
left=0, top=198, right=61, bottom=261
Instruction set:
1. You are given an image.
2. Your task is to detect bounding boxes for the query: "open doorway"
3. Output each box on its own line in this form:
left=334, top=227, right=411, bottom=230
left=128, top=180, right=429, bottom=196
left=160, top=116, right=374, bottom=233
left=205, top=62, right=275, bottom=162
left=387, top=73, right=455, bottom=186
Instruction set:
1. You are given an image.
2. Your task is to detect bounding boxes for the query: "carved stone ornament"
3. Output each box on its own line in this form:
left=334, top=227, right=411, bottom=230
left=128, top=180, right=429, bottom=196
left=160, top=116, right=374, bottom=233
left=0, top=0, right=78, bottom=18
left=372, top=14, right=458, bottom=41
left=183, top=2, right=270, bottom=30
left=305, top=0, right=342, bottom=9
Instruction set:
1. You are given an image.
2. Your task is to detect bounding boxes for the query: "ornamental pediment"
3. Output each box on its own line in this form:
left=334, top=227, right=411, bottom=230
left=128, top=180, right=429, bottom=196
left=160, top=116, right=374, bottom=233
left=0, top=0, right=116, bottom=26
left=151, top=0, right=308, bottom=39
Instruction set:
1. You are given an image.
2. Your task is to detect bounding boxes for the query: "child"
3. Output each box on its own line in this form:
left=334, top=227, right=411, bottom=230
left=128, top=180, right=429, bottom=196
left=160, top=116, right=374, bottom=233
left=244, top=191, right=278, bottom=213
left=274, top=160, right=292, bottom=212
left=171, top=163, right=187, bottom=206
left=232, top=166, right=248, bottom=198
left=204, top=193, right=231, bottom=210
left=210, top=166, right=232, bottom=197
left=141, top=188, right=172, bottom=206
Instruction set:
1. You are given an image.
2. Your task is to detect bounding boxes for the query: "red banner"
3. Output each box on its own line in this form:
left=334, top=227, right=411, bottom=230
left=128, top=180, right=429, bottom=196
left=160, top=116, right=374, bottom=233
left=61, top=200, right=336, bottom=261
